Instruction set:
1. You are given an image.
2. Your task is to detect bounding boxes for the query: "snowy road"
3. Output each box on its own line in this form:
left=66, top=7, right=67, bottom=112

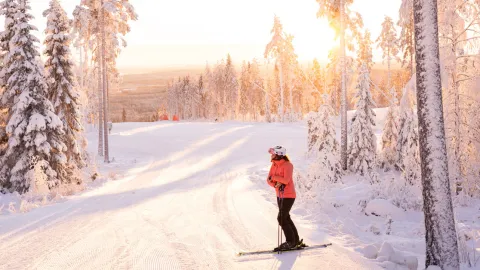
left=0, top=122, right=379, bottom=269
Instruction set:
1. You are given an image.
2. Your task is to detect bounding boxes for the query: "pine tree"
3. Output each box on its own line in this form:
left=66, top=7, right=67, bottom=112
left=73, top=0, right=137, bottom=161
left=308, top=98, right=342, bottom=183
left=44, top=0, right=85, bottom=182
left=239, top=61, right=250, bottom=119
left=398, top=0, right=415, bottom=75
left=0, top=0, right=68, bottom=193
left=401, top=110, right=421, bottom=186
left=0, top=0, right=17, bottom=85
left=396, top=88, right=413, bottom=170
left=224, top=54, right=238, bottom=120
left=413, top=0, right=459, bottom=267
left=376, top=16, right=399, bottom=90
left=348, top=64, right=376, bottom=176
left=381, top=92, right=399, bottom=170
left=317, top=0, right=364, bottom=171
left=357, top=29, right=374, bottom=71
left=265, top=16, right=286, bottom=122
left=0, top=0, right=18, bottom=149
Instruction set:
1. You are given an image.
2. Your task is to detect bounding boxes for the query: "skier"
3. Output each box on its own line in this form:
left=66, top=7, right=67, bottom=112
left=267, top=146, right=301, bottom=251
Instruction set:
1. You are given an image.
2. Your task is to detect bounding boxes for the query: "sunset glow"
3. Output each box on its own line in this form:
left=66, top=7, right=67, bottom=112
left=24, top=0, right=399, bottom=68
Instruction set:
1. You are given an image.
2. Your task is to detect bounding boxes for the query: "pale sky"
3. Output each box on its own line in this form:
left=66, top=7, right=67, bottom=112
left=23, top=0, right=401, bottom=69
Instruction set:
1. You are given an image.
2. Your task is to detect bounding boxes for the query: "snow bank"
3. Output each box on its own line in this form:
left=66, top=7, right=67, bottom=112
left=361, top=242, right=418, bottom=270
left=365, top=199, right=406, bottom=220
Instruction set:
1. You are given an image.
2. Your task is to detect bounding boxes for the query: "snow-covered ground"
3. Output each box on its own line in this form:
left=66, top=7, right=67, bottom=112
left=0, top=110, right=479, bottom=269
left=0, top=120, right=380, bottom=269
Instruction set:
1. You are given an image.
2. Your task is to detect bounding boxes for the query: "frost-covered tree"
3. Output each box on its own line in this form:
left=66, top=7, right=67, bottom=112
left=0, top=0, right=69, bottom=193
left=0, top=0, right=17, bottom=83
left=413, top=0, right=459, bottom=268
left=264, top=16, right=287, bottom=121
left=376, top=16, right=399, bottom=90
left=248, top=59, right=265, bottom=121
left=307, top=98, right=342, bottom=183
left=398, top=0, right=415, bottom=75
left=357, top=29, right=374, bottom=71
left=437, top=0, right=480, bottom=194
left=224, top=54, right=238, bottom=119
left=0, top=0, right=18, bottom=148
left=381, top=95, right=399, bottom=171
left=238, top=61, right=250, bottom=119
left=326, top=46, right=355, bottom=114
left=73, top=0, right=137, bottom=159
left=401, top=110, right=421, bottom=186
left=43, top=0, right=85, bottom=179
left=317, top=0, right=363, bottom=170
left=348, top=64, right=376, bottom=176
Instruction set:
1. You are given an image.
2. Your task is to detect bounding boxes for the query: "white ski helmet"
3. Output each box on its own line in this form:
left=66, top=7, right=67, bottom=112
left=268, top=146, right=286, bottom=156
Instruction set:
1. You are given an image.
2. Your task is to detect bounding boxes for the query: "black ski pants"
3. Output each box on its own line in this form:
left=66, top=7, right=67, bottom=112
left=277, top=197, right=299, bottom=244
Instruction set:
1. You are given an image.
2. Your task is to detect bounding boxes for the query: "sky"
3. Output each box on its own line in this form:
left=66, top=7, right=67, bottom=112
left=23, top=0, right=401, bottom=70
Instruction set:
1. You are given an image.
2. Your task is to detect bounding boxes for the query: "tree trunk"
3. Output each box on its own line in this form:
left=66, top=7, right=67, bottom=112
left=97, top=59, right=103, bottom=156
left=413, top=0, right=459, bottom=268
left=101, top=0, right=109, bottom=163
left=387, top=49, right=391, bottom=90
left=340, top=0, right=348, bottom=171
left=278, top=61, right=285, bottom=122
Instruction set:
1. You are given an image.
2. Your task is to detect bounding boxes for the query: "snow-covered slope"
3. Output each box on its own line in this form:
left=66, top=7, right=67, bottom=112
left=0, top=121, right=380, bottom=269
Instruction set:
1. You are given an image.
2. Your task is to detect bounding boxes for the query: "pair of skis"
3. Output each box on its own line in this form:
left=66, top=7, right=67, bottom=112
left=237, top=242, right=332, bottom=256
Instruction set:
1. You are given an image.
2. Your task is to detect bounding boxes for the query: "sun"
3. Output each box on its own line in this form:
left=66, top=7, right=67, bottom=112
left=292, top=18, right=337, bottom=65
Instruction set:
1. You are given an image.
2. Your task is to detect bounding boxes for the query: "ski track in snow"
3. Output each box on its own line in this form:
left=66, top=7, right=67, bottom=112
left=0, top=122, right=379, bottom=270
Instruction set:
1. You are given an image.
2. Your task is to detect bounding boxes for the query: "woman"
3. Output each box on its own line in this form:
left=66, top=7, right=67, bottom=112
left=267, top=146, right=301, bottom=251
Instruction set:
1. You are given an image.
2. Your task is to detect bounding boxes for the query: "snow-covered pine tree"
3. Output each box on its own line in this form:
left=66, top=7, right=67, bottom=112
left=348, top=63, right=377, bottom=177
left=413, top=0, right=459, bottom=267
left=376, top=16, right=399, bottom=90
left=248, top=59, right=264, bottom=121
left=317, top=0, right=364, bottom=171
left=308, top=97, right=342, bottom=183
left=398, top=0, right=415, bottom=75
left=381, top=89, right=399, bottom=170
left=0, top=0, right=18, bottom=149
left=396, top=87, right=413, bottom=170
left=0, top=0, right=17, bottom=86
left=0, top=0, right=68, bottom=193
left=401, top=109, right=421, bottom=186
left=356, top=29, right=374, bottom=71
left=224, top=54, right=238, bottom=120
left=238, top=61, right=250, bottom=119
left=43, top=0, right=85, bottom=182
left=265, top=16, right=286, bottom=122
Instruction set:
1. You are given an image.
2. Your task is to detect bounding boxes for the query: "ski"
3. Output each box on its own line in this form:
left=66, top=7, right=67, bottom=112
left=237, top=243, right=332, bottom=256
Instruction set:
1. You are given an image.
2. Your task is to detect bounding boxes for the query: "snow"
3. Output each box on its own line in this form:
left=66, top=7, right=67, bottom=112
left=365, top=199, right=405, bottom=220
left=0, top=112, right=479, bottom=269
left=0, top=121, right=380, bottom=269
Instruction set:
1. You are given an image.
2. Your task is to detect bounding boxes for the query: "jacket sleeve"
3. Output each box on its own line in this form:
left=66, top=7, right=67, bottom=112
left=266, top=165, right=275, bottom=187
left=272, top=163, right=293, bottom=185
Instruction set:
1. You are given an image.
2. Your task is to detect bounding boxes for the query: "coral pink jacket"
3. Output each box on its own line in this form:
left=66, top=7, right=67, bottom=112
left=267, top=159, right=296, bottom=198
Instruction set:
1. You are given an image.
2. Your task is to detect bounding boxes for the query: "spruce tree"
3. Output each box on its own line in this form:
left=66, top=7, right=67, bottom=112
left=381, top=89, right=399, bottom=170
left=44, top=0, right=85, bottom=182
left=401, top=110, right=421, bottom=186
left=0, top=0, right=19, bottom=149
left=0, top=0, right=67, bottom=193
left=308, top=98, right=342, bottom=183
left=348, top=64, right=377, bottom=176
